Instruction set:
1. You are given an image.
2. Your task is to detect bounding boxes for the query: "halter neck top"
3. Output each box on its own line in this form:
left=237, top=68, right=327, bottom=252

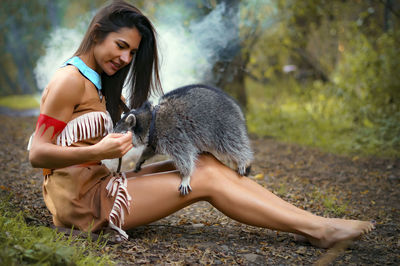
left=63, top=56, right=103, bottom=100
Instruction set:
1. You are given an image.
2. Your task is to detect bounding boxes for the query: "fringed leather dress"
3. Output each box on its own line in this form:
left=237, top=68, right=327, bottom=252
left=38, top=56, right=132, bottom=240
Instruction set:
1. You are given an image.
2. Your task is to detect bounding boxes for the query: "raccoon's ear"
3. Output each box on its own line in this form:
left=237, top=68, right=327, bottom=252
left=125, top=114, right=136, bottom=127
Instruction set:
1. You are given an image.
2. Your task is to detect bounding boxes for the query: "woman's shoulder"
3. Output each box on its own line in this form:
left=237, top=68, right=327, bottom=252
left=42, top=66, right=86, bottom=107
left=51, top=65, right=85, bottom=91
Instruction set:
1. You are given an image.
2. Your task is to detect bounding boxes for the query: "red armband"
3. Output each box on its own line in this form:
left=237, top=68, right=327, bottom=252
left=36, top=114, right=67, bottom=139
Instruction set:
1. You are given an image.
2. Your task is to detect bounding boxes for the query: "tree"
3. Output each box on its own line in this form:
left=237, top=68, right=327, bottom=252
left=193, top=0, right=271, bottom=110
left=0, top=0, right=65, bottom=95
left=0, top=0, right=108, bottom=96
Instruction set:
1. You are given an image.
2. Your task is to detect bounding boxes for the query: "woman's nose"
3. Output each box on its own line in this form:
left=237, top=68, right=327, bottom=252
left=120, top=51, right=132, bottom=64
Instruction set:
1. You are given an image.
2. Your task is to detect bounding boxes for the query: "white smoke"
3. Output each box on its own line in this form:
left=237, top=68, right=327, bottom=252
left=155, top=2, right=236, bottom=95
left=34, top=3, right=236, bottom=102
left=34, top=21, right=88, bottom=90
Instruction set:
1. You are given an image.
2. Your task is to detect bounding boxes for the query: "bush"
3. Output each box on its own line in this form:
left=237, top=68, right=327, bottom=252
left=332, top=28, right=400, bottom=156
left=246, top=76, right=399, bottom=157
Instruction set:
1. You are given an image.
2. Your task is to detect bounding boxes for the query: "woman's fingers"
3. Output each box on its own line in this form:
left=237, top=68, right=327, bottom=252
left=106, top=132, right=132, bottom=144
left=98, top=132, right=133, bottom=158
left=119, top=132, right=134, bottom=155
left=107, top=132, right=131, bottom=139
left=122, top=143, right=134, bottom=155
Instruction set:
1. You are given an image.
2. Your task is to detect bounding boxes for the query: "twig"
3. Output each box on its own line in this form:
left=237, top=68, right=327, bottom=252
left=314, top=240, right=353, bottom=266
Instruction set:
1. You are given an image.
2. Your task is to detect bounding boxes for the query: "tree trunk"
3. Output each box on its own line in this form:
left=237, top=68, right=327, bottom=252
left=206, top=0, right=248, bottom=110
left=7, top=23, right=38, bottom=94
left=212, top=54, right=248, bottom=109
left=384, top=0, right=393, bottom=31
left=0, top=64, right=18, bottom=95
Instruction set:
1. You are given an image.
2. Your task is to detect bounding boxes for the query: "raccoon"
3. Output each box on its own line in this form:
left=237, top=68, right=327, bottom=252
left=113, top=84, right=253, bottom=195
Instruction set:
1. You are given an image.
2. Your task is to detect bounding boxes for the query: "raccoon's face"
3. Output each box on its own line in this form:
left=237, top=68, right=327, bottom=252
left=114, top=113, right=140, bottom=146
left=114, top=113, right=134, bottom=133
left=114, top=109, right=151, bottom=146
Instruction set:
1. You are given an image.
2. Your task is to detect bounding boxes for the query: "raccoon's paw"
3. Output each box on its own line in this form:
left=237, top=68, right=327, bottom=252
left=237, top=165, right=251, bottom=176
left=134, top=160, right=145, bottom=173
left=178, top=178, right=192, bottom=195
left=134, top=163, right=143, bottom=173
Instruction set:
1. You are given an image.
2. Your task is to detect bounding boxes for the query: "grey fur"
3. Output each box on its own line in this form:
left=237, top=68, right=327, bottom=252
left=114, top=84, right=253, bottom=195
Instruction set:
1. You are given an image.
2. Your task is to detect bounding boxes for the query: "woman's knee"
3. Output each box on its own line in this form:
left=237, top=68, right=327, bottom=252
left=191, top=154, right=229, bottom=190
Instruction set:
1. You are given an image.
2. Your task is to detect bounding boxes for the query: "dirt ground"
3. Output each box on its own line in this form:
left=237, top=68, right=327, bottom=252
left=0, top=114, right=399, bottom=265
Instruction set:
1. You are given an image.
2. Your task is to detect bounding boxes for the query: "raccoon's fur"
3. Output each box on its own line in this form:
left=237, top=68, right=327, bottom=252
left=113, top=84, right=253, bottom=195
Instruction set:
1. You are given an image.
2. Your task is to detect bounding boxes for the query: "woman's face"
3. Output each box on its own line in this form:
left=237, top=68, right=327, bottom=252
left=93, top=27, right=142, bottom=75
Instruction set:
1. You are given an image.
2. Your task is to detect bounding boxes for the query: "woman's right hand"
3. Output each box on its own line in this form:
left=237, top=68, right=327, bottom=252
left=95, top=132, right=133, bottom=160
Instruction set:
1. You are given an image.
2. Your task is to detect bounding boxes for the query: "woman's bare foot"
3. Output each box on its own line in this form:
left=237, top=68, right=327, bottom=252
left=307, top=219, right=375, bottom=248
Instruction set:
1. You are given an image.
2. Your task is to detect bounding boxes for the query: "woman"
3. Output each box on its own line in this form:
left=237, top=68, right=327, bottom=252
left=29, top=0, right=374, bottom=247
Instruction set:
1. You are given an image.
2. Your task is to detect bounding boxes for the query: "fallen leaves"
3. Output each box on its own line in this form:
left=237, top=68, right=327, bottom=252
left=253, top=173, right=264, bottom=180
left=1, top=114, right=399, bottom=265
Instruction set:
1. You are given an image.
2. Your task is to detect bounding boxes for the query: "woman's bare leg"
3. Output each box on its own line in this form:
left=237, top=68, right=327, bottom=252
left=131, top=159, right=310, bottom=218
left=123, top=155, right=374, bottom=248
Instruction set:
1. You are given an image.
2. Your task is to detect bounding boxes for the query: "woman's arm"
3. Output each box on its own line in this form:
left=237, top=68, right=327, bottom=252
left=29, top=67, right=132, bottom=169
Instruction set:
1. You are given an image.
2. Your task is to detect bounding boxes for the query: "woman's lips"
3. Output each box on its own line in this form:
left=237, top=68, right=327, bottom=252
left=110, top=61, right=121, bottom=71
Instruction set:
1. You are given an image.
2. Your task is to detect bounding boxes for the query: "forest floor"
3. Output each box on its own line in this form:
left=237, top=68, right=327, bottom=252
left=0, top=114, right=399, bottom=265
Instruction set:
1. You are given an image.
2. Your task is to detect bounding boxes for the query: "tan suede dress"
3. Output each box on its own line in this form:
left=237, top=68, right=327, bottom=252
left=42, top=97, right=131, bottom=239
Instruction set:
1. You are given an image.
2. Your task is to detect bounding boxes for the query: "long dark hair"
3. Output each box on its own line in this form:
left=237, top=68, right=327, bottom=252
left=74, top=0, right=162, bottom=124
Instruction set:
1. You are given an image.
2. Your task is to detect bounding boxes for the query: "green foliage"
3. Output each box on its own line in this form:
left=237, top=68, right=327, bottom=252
left=246, top=0, right=400, bottom=158
left=0, top=0, right=61, bottom=95
left=0, top=0, right=108, bottom=96
left=331, top=29, right=400, bottom=156
left=246, top=75, right=399, bottom=157
left=310, top=189, right=348, bottom=217
left=334, top=29, right=400, bottom=109
left=0, top=194, right=114, bottom=265
left=0, top=95, right=40, bottom=110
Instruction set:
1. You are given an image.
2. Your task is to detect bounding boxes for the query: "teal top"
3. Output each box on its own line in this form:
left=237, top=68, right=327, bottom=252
left=63, top=56, right=103, bottom=100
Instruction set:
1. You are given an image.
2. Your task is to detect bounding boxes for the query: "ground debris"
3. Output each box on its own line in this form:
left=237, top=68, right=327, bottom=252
left=1, top=114, right=399, bottom=265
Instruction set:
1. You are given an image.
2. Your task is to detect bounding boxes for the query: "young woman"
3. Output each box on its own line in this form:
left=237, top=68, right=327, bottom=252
left=29, top=0, right=374, bottom=247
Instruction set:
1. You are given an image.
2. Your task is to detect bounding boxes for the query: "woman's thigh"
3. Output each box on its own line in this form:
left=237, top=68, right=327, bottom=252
left=122, top=155, right=221, bottom=229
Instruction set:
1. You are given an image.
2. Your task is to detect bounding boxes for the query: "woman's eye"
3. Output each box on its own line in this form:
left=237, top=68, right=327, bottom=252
left=116, top=43, right=123, bottom=49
